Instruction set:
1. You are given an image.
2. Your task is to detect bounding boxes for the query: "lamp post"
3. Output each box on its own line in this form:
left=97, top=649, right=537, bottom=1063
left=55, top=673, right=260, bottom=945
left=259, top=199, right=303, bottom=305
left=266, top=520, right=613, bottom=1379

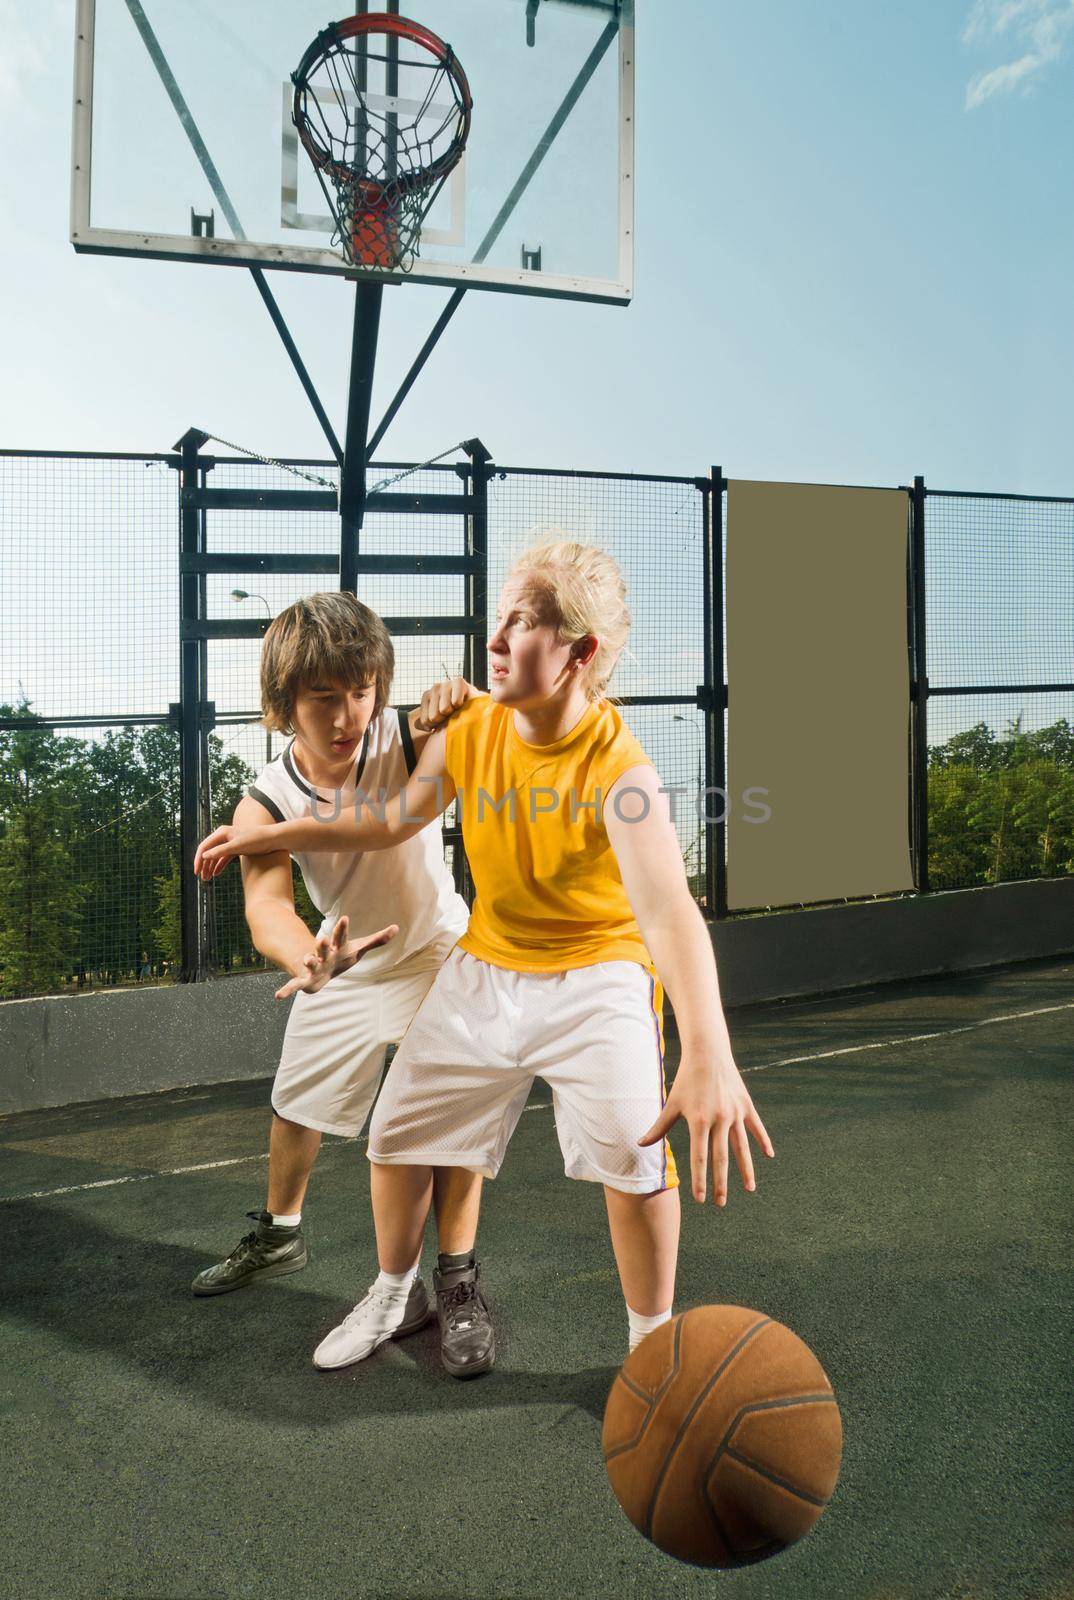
left=673, top=714, right=705, bottom=899
left=231, top=590, right=273, bottom=767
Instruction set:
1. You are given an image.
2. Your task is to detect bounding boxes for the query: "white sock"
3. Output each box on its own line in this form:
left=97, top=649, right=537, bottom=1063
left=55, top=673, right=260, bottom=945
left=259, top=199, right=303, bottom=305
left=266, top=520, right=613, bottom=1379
left=627, top=1305, right=673, bottom=1352
left=374, top=1263, right=418, bottom=1298
left=270, top=1212, right=301, bottom=1228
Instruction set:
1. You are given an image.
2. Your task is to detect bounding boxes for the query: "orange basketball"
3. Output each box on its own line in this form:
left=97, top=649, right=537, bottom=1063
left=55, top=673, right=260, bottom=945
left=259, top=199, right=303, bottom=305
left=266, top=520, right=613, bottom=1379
left=602, top=1305, right=843, bottom=1568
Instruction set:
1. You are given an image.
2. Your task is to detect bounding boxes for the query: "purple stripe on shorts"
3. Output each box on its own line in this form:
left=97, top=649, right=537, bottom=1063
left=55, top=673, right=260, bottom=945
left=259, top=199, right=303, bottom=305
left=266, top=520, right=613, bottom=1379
left=647, top=970, right=667, bottom=1191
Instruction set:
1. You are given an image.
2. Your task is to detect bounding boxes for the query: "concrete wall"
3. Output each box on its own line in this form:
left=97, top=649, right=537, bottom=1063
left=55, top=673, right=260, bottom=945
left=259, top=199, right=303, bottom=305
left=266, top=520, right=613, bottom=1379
left=711, top=876, right=1074, bottom=1008
left=0, top=971, right=288, bottom=1118
left=2, top=878, right=1071, bottom=1116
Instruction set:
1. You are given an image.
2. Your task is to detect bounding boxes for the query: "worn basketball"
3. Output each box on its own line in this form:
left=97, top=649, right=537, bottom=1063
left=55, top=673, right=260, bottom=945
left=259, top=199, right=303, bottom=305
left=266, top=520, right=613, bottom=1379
left=602, top=1305, right=842, bottom=1568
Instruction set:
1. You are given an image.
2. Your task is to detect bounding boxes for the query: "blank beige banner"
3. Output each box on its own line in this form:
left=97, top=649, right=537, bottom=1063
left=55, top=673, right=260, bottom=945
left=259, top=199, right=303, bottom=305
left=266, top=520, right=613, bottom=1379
left=725, top=481, right=914, bottom=911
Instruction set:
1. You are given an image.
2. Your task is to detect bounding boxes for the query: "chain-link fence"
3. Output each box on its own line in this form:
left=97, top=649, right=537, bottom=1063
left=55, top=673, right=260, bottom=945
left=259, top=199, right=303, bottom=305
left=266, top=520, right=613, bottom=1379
left=2, top=446, right=1071, bottom=1000
left=921, top=490, right=1074, bottom=893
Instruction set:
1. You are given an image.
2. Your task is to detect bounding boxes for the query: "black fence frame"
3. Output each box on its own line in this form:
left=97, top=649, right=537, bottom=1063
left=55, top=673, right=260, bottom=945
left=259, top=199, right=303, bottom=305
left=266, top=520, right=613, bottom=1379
left=3, top=445, right=1072, bottom=990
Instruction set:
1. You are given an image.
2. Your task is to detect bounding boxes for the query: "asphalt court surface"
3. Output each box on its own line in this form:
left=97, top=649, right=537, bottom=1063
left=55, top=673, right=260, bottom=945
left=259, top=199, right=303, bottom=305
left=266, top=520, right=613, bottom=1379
left=2, top=957, right=1072, bottom=1600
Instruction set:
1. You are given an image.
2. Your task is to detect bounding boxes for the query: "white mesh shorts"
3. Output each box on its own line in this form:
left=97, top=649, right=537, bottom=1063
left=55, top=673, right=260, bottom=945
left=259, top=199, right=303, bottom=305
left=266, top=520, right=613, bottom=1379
left=271, top=934, right=459, bottom=1137
left=367, top=949, right=678, bottom=1194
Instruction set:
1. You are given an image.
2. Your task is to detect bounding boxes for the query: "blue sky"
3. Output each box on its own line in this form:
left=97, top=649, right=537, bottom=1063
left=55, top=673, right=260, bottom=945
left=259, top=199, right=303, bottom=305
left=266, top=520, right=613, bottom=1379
left=1, top=0, right=1071, bottom=494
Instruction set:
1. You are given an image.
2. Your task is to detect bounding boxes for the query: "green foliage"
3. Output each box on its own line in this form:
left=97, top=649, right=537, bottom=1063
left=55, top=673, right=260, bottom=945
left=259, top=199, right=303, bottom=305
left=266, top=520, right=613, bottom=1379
left=928, top=715, right=1074, bottom=888
left=0, top=705, right=263, bottom=997
left=0, top=702, right=86, bottom=996
left=292, top=866, right=321, bottom=930
left=153, top=860, right=182, bottom=966
left=1, top=701, right=1069, bottom=998
left=205, top=731, right=264, bottom=975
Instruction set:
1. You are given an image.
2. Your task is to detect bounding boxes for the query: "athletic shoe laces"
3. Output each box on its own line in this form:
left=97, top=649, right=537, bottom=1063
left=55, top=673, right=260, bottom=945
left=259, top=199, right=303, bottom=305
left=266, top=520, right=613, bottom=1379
left=226, top=1229, right=260, bottom=1263
left=441, top=1279, right=481, bottom=1327
left=223, top=1210, right=273, bottom=1264
left=341, top=1288, right=395, bottom=1328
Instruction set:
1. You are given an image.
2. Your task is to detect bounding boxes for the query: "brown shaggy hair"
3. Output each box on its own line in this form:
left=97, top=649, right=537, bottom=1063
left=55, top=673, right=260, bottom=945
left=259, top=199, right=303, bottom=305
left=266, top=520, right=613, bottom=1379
left=259, top=592, right=394, bottom=735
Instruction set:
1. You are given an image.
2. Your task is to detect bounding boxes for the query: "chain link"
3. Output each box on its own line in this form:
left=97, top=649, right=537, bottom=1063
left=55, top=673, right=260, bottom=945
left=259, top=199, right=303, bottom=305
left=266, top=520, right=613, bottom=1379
left=367, top=442, right=472, bottom=496
left=198, top=432, right=474, bottom=497
left=199, top=433, right=337, bottom=490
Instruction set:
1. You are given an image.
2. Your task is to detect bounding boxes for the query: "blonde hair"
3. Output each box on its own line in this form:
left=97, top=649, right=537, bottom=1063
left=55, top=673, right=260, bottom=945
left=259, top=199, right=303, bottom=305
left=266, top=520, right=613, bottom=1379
left=507, top=536, right=631, bottom=700
left=259, top=591, right=394, bottom=734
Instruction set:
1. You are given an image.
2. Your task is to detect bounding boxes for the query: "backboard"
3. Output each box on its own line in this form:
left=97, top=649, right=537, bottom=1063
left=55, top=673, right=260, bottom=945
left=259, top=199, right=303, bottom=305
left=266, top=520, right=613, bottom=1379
left=71, top=0, right=634, bottom=304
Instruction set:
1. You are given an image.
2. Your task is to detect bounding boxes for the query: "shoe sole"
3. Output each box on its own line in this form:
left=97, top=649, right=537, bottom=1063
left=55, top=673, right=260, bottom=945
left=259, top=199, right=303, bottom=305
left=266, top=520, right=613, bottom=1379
left=315, top=1302, right=434, bottom=1371
left=441, top=1333, right=496, bottom=1380
left=191, top=1253, right=308, bottom=1297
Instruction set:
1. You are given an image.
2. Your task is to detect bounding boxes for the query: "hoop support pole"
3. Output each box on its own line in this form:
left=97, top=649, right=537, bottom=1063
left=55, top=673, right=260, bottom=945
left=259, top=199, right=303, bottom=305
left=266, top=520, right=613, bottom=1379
left=340, top=281, right=384, bottom=592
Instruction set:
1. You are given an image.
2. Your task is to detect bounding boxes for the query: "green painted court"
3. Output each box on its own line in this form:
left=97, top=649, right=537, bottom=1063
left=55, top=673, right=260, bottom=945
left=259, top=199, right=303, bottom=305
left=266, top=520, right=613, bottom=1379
left=3, top=956, right=1071, bottom=1600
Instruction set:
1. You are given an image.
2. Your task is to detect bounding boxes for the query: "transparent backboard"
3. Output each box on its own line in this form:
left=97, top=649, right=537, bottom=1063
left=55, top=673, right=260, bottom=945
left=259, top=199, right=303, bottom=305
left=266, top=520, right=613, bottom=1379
left=71, top=0, right=633, bottom=303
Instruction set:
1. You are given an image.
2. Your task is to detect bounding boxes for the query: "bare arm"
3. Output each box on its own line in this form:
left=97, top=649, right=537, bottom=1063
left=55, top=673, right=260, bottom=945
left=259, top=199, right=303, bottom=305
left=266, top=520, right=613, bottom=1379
left=234, top=796, right=397, bottom=995
left=195, top=727, right=455, bottom=878
left=604, top=768, right=731, bottom=1056
left=604, top=764, right=774, bottom=1205
left=234, top=796, right=319, bottom=979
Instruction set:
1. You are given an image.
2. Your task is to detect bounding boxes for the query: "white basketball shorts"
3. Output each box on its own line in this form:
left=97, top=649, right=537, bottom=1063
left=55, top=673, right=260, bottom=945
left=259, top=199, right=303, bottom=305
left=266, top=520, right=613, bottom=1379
left=367, top=948, right=678, bottom=1194
left=271, top=932, right=460, bottom=1137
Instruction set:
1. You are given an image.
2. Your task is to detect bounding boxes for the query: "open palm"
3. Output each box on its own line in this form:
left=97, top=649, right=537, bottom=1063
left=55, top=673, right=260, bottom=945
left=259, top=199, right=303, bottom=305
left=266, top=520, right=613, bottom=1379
left=275, top=916, right=398, bottom=999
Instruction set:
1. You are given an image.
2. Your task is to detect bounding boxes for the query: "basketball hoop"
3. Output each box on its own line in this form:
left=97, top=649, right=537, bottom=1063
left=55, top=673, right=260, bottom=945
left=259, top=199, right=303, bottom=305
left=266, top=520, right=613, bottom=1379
left=292, top=13, right=472, bottom=274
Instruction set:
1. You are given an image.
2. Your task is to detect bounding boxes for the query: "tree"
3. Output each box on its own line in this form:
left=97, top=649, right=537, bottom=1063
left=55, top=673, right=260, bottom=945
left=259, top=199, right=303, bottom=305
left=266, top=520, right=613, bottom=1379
left=153, top=860, right=182, bottom=968
left=928, top=715, right=1074, bottom=889
left=0, top=702, right=86, bottom=996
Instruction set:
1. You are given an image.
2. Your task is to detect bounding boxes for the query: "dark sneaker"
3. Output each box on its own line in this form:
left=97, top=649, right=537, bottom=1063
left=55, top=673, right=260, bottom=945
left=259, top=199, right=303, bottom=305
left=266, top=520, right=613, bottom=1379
left=433, top=1258, right=496, bottom=1379
left=191, top=1210, right=307, bottom=1296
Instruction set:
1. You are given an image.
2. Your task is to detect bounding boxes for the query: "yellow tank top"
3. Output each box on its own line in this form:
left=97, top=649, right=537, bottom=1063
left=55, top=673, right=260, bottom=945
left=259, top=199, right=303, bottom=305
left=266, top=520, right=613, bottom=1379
left=444, top=694, right=654, bottom=974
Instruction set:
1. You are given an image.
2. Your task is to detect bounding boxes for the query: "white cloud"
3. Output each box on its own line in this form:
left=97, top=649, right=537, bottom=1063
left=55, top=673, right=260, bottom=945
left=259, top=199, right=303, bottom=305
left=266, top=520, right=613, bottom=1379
left=962, top=0, right=1074, bottom=107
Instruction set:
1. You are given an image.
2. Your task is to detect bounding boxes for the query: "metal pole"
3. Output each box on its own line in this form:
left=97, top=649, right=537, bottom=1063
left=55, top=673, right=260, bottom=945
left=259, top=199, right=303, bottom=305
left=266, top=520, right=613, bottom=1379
left=231, top=592, right=274, bottom=763
left=339, top=282, right=384, bottom=592
left=699, top=475, right=716, bottom=918
left=448, top=440, right=492, bottom=906
left=196, top=458, right=216, bottom=974
left=464, top=439, right=492, bottom=691
left=910, top=475, right=929, bottom=893
left=176, top=427, right=211, bottom=981
left=710, top=466, right=728, bottom=920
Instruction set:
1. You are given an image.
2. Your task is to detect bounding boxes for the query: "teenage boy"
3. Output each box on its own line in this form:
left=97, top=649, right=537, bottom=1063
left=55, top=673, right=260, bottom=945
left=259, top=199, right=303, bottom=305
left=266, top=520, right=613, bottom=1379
left=191, top=592, right=495, bottom=1379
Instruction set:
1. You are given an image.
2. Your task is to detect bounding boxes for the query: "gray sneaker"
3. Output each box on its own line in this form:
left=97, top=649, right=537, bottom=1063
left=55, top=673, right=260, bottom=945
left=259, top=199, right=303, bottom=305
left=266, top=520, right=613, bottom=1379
left=192, top=1209, right=308, bottom=1296
left=433, top=1257, right=496, bottom=1379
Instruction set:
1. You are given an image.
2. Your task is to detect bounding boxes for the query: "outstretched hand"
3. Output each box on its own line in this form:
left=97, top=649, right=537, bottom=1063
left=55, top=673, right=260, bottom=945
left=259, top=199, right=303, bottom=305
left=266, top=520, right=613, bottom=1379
left=275, top=916, right=399, bottom=999
left=638, top=1051, right=774, bottom=1206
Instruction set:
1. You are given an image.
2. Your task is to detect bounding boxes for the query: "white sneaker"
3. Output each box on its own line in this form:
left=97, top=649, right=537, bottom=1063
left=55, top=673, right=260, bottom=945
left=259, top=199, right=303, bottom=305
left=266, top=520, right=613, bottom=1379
left=313, top=1276, right=432, bottom=1370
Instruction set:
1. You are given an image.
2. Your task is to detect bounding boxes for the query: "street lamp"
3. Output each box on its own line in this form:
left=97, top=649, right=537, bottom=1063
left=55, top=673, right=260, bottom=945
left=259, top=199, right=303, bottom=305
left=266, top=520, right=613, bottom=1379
left=231, top=590, right=273, bottom=766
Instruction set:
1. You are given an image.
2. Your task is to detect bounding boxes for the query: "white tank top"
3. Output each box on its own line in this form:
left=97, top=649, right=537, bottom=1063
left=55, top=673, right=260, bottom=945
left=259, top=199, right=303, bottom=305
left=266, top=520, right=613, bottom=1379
left=248, top=708, right=468, bottom=979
